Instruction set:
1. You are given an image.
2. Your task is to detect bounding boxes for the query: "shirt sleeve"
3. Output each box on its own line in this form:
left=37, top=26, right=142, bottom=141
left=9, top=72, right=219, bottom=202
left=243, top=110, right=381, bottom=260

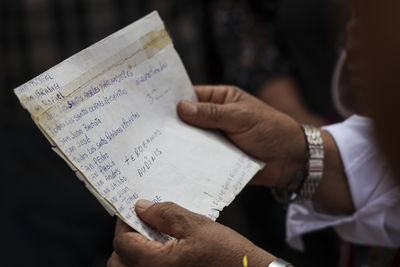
left=286, top=115, right=400, bottom=250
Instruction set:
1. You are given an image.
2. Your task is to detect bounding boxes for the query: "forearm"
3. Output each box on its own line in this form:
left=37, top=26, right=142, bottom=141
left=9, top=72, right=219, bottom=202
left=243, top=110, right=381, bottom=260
left=312, top=130, right=355, bottom=215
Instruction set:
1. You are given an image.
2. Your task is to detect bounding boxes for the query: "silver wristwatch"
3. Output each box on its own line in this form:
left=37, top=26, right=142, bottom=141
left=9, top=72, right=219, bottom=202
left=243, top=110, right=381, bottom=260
left=297, top=124, right=324, bottom=201
left=272, top=124, right=324, bottom=203
left=268, top=258, right=294, bottom=267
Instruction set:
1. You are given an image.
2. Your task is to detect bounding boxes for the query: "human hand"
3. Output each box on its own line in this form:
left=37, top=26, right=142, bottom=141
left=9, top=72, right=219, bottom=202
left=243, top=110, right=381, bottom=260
left=177, top=85, right=305, bottom=188
left=177, top=86, right=355, bottom=214
left=107, top=200, right=276, bottom=267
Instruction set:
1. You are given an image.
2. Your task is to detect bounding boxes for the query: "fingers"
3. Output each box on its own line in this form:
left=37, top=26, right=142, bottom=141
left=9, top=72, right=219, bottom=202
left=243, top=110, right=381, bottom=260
left=177, top=100, right=240, bottom=132
left=113, top=214, right=170, bottom=266
left=107, top=251, right=128, bottom=267
left=179, top=85, right=256, bottom=133
left=194, top=85, right=230, bottom=103
left=135, top=200, right=209, bottom=239
left=113, top=231, right=162, bottom=265
left=114, top=218, right=133, bottom=236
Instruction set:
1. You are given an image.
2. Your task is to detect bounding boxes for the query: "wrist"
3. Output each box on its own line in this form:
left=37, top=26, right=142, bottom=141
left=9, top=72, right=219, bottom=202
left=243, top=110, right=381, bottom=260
left=274, top=121, right=307, bottom=189
left=249, top=116, right=306, bottom=188
left=272, top=124, right=325, bottom=203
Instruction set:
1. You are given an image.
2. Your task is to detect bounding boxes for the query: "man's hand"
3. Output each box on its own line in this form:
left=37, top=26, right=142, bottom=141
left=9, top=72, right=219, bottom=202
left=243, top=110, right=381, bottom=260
left=107, top=200, right=276, bottom=267
left=177, top=85, right=305, bottom=188
left=177, top=85, right=354, bottom=214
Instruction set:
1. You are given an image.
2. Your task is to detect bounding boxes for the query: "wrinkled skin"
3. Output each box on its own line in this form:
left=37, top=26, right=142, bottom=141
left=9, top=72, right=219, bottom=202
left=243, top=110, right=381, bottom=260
left=177, top=85, right=306, bottom=188
left=107, top=200, right=275, bottom=267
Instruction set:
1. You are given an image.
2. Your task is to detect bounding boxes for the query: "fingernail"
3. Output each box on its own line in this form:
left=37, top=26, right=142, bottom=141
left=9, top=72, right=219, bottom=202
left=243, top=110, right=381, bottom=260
left=136, top=199, right=153, bottom=211
left=180, top=101, right=198, bottom=116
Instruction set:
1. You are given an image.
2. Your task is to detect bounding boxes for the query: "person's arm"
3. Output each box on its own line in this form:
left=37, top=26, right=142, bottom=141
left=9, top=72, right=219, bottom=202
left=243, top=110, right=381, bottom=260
left=287, top=115, right=400, bottom=249
left=314, top=130, right=354, bottom=214
left=178, top=85, right=354, bottom=215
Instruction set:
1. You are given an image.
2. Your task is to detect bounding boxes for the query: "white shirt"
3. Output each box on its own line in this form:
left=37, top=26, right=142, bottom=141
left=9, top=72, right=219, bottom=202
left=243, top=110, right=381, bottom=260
left=286, top=52, right=400, bottom=250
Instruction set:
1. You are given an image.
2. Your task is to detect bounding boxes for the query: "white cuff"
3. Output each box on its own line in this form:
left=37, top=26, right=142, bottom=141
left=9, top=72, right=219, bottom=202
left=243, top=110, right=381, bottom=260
left=286, top=115, right=400, bottom=250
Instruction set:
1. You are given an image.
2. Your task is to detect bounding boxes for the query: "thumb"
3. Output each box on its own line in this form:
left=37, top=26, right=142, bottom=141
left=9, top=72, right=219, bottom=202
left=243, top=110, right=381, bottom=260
left=113, top=231, right=165, bottom=266
left=135, top=200, right=210, bottom=239
left=177, top=100, right=238, bottom=132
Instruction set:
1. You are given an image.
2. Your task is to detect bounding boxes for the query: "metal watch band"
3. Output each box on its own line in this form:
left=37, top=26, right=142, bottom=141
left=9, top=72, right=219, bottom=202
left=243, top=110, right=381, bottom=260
left=271, top=170, right=304, bottom=203
left=271, top=124, right=324, bottom=204
left=268, top=258, right=294, bottom=267
left=297, top=124, right=324, bottom=201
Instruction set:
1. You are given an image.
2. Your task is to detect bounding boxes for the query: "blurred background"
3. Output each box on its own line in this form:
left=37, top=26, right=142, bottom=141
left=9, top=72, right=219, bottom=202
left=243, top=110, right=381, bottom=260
left=0, top=0, right=349, bottom=266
